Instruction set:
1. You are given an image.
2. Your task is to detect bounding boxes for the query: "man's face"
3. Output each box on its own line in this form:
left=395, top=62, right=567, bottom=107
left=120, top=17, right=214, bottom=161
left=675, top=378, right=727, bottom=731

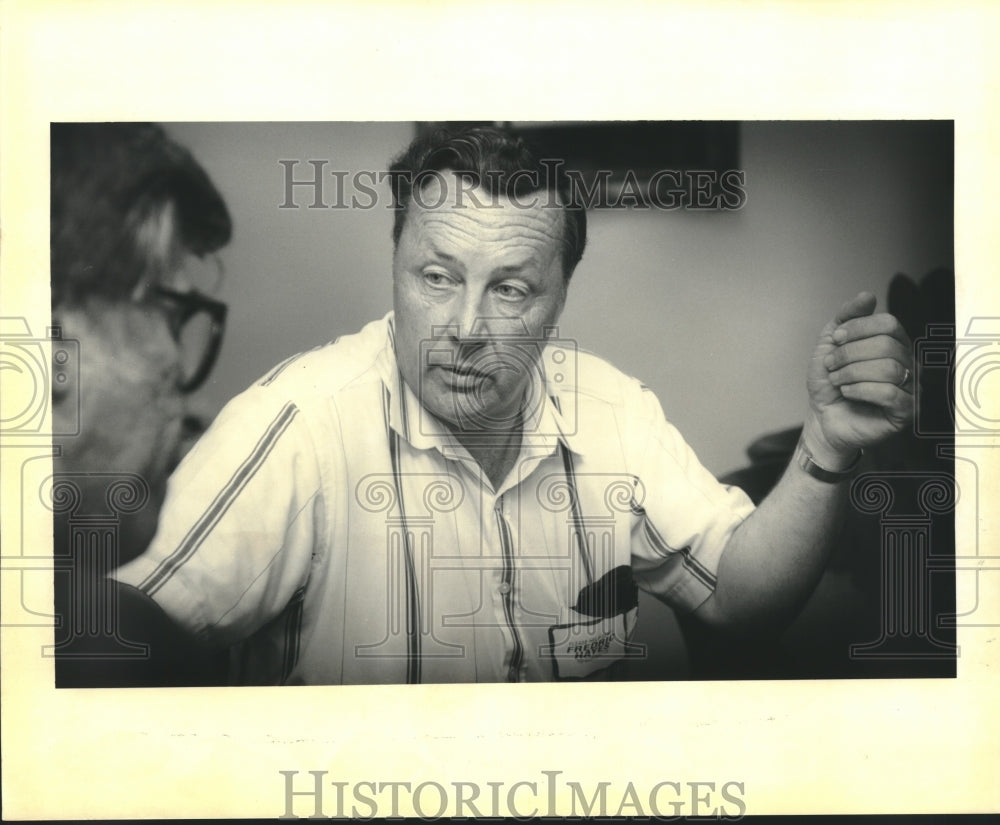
left=54, top=301, right=188, bottom=477
left=52, top=300, right=190, bottom=558
left=392, top=172, right=569, bottom=432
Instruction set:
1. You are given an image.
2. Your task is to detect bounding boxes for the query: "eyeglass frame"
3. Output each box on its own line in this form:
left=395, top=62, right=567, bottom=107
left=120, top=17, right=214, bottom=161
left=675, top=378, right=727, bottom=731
left=148, top=285, right=228, bottom=393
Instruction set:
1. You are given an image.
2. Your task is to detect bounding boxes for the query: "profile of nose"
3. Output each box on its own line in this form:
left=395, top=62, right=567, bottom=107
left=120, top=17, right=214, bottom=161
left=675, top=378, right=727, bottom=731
left=451, top=296, right=490, bottom=341
left=446, top=305, right=531, bottom=343
left=449, top=319, right=492, bottom=365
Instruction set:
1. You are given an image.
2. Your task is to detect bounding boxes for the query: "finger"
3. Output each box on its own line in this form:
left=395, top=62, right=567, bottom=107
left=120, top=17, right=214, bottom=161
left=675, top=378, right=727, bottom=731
left=824, top=334, right=910, bottom=371
left=839, top=381, right=911, bottom=408
left=833, top=291, right=878, bottom=325
left=832, top=313, right=911, bottom=348
left=828, top=357, right=912, bottom=390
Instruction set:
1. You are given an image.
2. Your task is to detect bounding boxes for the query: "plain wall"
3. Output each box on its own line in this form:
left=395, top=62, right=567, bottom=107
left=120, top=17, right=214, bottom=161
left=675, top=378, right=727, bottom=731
left=166, top=121, right=953, bottom=678
left=168, top=121, right=411, bottom=416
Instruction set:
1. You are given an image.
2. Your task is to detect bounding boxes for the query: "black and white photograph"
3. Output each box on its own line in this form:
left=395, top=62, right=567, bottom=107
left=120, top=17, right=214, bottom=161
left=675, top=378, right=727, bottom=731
left=2, top=1, right=998, bottom=820
left=46, top=119, right=957, bottom=688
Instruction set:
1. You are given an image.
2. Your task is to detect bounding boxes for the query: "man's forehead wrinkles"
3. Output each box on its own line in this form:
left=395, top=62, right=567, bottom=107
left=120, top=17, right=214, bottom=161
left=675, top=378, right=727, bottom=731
left=417, top=209, right=563, bottom=248
left=420, top=222, right=562, bottom=252
left=417, top=203, right=561, bottom=232
left=418, top=214, right=491, bottom=247
left=417, top=227, right=561, bottom=269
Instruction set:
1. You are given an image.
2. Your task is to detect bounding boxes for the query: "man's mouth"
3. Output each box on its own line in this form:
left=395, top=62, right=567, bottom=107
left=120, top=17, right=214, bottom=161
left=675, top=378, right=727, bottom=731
left=445, top=365, right=492, bottom=378
left=434, top=364, right=499, bottom=396
left=435, top=361, right=496, bottom=379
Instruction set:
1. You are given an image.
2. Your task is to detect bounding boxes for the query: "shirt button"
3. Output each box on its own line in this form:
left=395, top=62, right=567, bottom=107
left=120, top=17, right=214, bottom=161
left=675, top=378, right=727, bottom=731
left=498, top=582, right=511, bottom=595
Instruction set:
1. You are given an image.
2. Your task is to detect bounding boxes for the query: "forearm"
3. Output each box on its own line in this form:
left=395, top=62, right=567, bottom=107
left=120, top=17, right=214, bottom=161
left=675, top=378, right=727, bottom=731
left=694, top=417, right=855, bottom=630
left=692, top=291, right=913, bottom=632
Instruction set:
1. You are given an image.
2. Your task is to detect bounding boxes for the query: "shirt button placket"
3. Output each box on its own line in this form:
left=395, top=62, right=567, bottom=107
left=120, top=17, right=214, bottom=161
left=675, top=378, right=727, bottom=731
left=494, top=496, right=522, bottom=683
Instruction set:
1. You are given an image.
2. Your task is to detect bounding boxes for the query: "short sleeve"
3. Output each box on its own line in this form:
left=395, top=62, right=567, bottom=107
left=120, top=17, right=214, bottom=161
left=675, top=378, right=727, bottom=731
left=111, top=386, right=325, bottom=645
left=626, top=385, right=755, bottom=613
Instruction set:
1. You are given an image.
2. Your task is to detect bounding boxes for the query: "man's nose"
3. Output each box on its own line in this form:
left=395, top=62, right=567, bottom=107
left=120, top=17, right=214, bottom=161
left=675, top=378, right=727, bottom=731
left=447, top=295, right=529, bottom=343
left=450, top=293, right=493, bottom=343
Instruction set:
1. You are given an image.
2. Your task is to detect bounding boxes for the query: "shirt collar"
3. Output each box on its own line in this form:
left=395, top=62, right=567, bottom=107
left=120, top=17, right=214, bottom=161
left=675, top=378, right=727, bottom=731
left=377, top=312, right=586, bottom=459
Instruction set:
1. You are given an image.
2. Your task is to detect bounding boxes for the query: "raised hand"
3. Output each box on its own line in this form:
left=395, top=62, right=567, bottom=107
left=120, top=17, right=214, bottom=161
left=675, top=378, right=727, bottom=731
left=805, top=291, right=915, bottom=461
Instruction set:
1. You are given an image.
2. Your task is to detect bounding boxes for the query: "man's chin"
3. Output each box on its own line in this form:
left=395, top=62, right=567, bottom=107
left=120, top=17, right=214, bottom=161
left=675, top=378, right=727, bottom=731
left=426, top=398, right=522, bottom=434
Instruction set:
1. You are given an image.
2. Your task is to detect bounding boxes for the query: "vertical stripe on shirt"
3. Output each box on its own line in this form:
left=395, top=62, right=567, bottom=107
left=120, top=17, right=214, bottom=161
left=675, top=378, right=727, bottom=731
left=558, top=441, right=595, bottom=585
left=138, top=402, right=300, bottom=597
left=382, top=385, right=422, bottom=684
left=494, top=498, right=524, bottom=682
left=281, top=586, right=306, bottom=683
left=397, top=366, right=411, bottom=441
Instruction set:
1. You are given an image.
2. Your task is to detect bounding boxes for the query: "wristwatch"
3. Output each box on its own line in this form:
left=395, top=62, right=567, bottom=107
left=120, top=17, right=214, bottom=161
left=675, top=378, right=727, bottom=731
left=794, top=438, right=862, bottom=483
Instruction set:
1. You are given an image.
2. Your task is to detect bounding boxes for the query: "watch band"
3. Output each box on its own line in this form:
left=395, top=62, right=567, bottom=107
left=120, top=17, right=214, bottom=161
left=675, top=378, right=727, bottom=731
left=794, top=439, right=862, bottom=483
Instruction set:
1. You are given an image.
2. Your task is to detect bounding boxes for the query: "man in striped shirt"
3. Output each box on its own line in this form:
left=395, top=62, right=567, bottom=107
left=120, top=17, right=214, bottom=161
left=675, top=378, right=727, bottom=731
left=111, top=126, right=916, bottom=684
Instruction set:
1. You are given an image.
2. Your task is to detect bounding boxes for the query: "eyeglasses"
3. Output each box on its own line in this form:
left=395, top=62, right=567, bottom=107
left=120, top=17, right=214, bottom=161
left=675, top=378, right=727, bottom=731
left=169, top=251, right=226, bottom=296
left=149, top=285, right=228, bottom=393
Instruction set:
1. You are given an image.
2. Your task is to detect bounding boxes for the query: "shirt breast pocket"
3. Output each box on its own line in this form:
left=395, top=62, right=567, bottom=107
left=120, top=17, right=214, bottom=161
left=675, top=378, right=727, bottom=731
left=546, top=607, right=641, bottom=680
left=544, top=563, right=644, bottom=679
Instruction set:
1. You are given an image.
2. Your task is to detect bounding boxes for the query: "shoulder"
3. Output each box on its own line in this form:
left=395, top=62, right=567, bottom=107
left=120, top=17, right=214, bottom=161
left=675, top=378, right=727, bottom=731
left=197, top=314, right=390, bottom=448
left=251, top=314, right=390, bottom=398
left=549, top=344, right=650, bottom=410
left=546, top=344, right=690, bottom=465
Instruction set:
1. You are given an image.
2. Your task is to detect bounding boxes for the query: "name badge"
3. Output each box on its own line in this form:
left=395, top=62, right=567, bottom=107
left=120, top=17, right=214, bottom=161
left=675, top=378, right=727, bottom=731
left=546, top=609, right=639, bottom=680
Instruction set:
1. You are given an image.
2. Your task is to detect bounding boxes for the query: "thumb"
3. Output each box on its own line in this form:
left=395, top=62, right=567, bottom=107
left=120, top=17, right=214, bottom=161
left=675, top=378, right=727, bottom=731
left=834, top=290, right=878, bottom=325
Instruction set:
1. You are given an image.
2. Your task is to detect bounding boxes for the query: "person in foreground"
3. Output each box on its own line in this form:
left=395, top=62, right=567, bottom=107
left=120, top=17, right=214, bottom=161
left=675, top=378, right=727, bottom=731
left=50, top=122, right=232, bottom=686
left=110, top=126, right=915, bottom=684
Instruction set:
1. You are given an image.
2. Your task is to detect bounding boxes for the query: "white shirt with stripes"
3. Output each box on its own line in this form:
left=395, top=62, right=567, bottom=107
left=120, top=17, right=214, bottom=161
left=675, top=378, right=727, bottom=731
left=113, top=313, right=755, bottom=684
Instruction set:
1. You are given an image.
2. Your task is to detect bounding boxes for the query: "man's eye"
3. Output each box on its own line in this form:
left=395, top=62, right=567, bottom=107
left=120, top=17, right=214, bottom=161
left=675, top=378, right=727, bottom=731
left=422, top=271, right=451, bottom=288
left=494, top=283, right=527, bottom=301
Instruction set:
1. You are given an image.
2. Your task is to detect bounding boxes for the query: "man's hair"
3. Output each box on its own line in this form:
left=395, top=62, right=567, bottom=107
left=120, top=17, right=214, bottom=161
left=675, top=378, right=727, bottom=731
left=50, top=122, right=232, bottom=307
left=387, top=125, right=586, bottom=279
